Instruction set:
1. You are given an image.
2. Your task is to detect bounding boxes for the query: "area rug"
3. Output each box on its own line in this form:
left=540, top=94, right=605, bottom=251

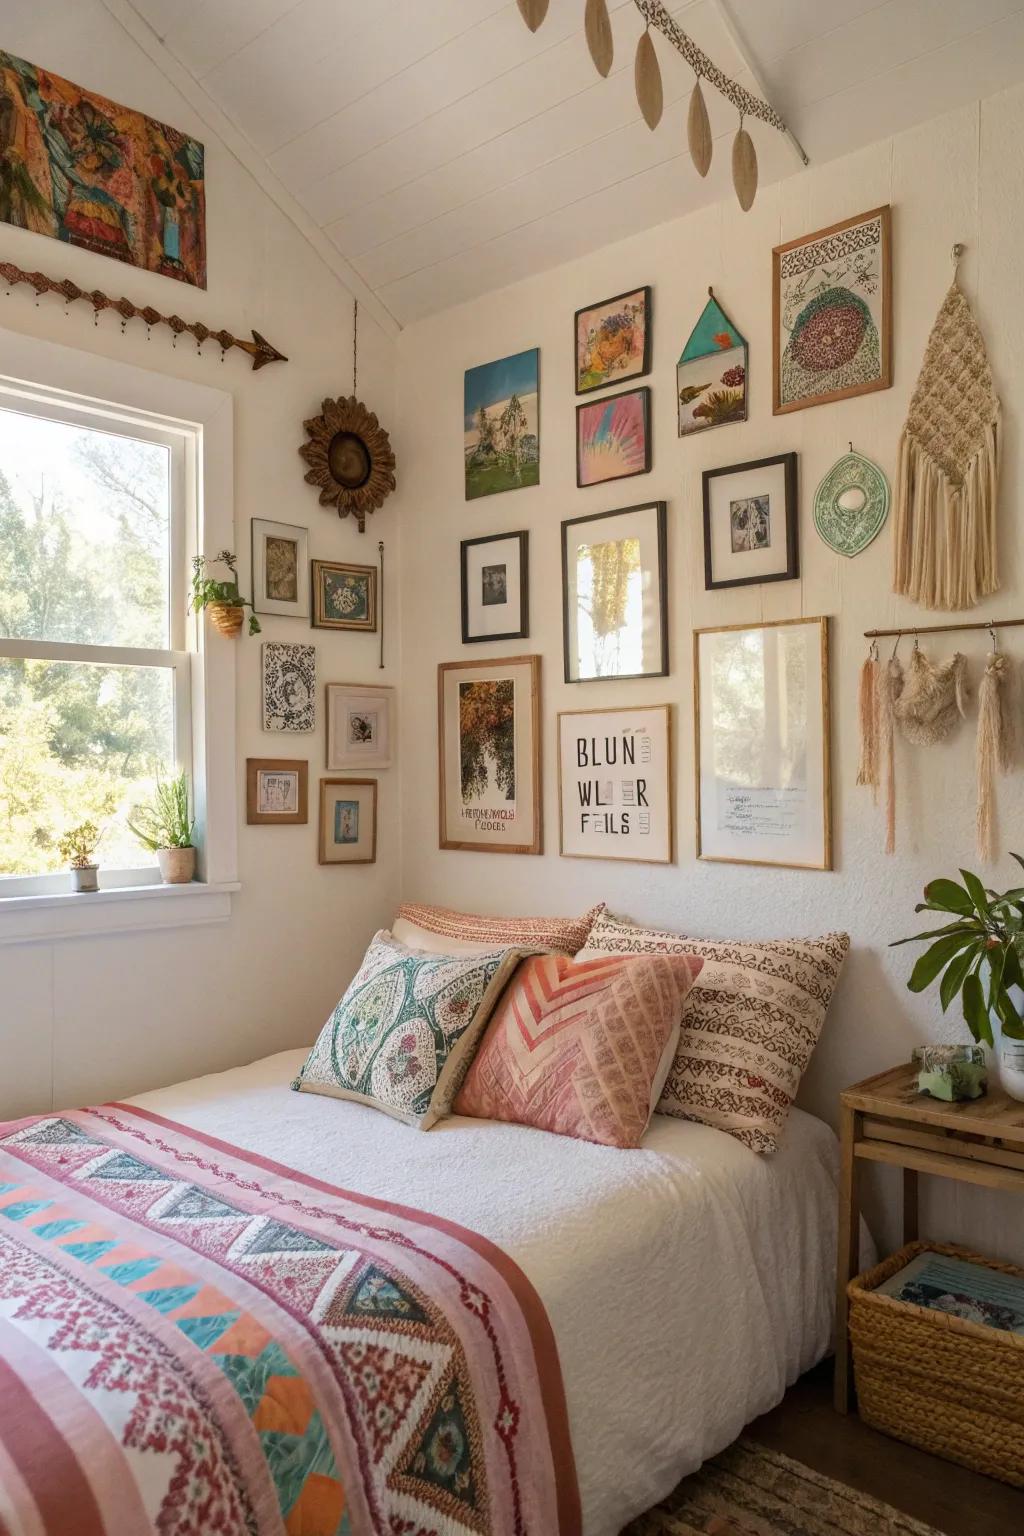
left=626, top=1438, right=947, bottom=1536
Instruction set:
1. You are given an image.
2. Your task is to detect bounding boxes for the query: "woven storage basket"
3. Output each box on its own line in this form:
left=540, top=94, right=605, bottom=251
left=849, top=1239, right=1024, bottom=1486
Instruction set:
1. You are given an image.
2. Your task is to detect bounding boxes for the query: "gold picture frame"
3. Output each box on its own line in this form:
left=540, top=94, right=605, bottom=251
left=319, top=777, right=377, bottom=865
left=311, top=559, right=377, bottom=631
left=246, top=758, right=308, bottom=825
left=437, top=655, right=541, bottom=855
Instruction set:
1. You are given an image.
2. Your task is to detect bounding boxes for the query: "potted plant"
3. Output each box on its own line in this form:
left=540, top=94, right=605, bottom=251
left=57, top=821, right=102, bottom=893
left=128, top=771, right=197, bottom=884
left=189, top=550, right=261, bottom=637
left=893, top=856, right=1024, bottom=1099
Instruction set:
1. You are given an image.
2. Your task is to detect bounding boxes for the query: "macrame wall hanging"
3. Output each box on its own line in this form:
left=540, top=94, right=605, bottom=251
left=892, top=245, right=1001, bottom=611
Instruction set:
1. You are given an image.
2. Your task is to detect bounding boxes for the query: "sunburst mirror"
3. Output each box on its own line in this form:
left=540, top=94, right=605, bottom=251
left=299, top=395, right=396, bottom=532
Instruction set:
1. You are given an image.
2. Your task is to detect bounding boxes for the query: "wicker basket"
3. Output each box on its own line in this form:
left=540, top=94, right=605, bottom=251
left=849, top=1239, right=1024, bottom=1486
left=206, top=602, right=244, bottom=637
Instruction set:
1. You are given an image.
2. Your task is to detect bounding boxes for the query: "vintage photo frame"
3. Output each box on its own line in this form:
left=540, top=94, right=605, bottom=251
left=319, top=777, right=377, bottom=865
left=558, top=704, right=672, bottom=864
left=311, top=559, right=377, bottom=631
left=460, top=531, right=529, bottom=644
left=575, top=385, right=652, bottom=488
left=438, top=655, right=541, bottom=855
left=325, top=683, right=394, bottom=770
left=575, top=285, right=651, bottom=395
left=702, top=453, right=798, bottom=590
left=694, top=616, right=832, bottom=871
left=246, top=759, right=308, bottom=825
left=561, top=501, right=668, bottom=683
left=252, top=518, right=310, bottom=619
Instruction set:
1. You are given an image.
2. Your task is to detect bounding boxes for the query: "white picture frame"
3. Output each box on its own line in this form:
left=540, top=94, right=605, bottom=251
left=325, top=683, right=394, bottom=769
left=558, top=705, right=672, bottom=863
left=252, top=517, right=310, bottom=619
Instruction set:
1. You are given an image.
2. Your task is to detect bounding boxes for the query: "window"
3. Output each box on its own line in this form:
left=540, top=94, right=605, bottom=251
left=0, top=389, right=193, bottom=896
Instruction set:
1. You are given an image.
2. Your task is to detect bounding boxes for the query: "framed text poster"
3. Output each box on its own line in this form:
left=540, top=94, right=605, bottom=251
left=438, top=655, right=541, bottom=854
left=558, top=704, right=671, bottom=863
left=695, top=617, right=832, bottom=870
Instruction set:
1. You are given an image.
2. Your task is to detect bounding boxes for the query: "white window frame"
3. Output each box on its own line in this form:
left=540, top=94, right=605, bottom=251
left=0, top=326, right=238, bottom=941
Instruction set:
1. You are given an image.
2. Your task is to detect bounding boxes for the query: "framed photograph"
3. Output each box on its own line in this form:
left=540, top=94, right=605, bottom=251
left=702, top=453, right=798, bottom=590
left=438, top=655, right=541, bottom=855
left=460, top=531, right=528, bottom=643
left=246, top=759, right=308, bottom=825
left=561, top=501, right=667, bottom=683
left=262, top=642, right=315, bottom=732
left=575, top=286, right=651, bottom=394
left=311, top=559, right=377, bottom=631
left=694, top=616, right=832, bottom=871
left=773, top=205, right=892, bottom=415
left=576, top=386, right=651, bottom=488
left=325, top=683, right=394, bottom=769
left=252, top=518, right=309, bottom=619
left=558, top=704, right=672, bottom=864
left=464, top=348, right=539, bottom=500
left=676, top=291, right=747, bottom=437
left=319, top=777, right=377, bottom=865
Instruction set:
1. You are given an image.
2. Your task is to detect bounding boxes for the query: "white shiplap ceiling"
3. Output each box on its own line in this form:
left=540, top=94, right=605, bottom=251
left=123, top=0, right=1024, bottom=326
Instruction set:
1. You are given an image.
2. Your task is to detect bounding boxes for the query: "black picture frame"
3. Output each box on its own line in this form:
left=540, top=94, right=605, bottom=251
left=702, top=452, right=799, bottom=591
left=575, top=385, right=652, bottom=489
left=574, top=285, right=652, bottom=395
left=460, top=530, right=529, bottom=644
left=561, top=501, right=668, bottom=683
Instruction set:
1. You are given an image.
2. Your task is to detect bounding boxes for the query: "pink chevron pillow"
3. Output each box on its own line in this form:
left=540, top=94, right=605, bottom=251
left=454, top=952, right=703, bottom=1149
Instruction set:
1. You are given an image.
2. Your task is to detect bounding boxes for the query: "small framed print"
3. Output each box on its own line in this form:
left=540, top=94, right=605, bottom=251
left=312, top=559, right=377, bottom=631
left=562, top=501, right=667, bottom=682
left=252, top=518, right=309, bottom=619
left=575, top=285, right=651, bottom=394
left=438, top=655, right=541, bottom=855
left=576, top=386, right=651, bottom=488
left=326, top=683, right=394, bottom=769
left=246, top=759, right=308, bottom=825
left=460, top=531, right=528, bottom=644
left=262, top=642, right=316, bottom=732
left=319, top=777, right=377, bottom=865
left=702, top=453, right=798, bottom=590
left=558, top=705, right=672, bottom=864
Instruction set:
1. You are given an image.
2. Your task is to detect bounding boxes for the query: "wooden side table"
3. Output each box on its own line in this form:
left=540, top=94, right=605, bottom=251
left=834, top=1060, right=1024, bottom=1413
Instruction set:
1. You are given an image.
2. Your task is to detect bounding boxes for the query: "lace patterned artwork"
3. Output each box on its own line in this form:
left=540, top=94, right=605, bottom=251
left=261, top=641, right=316, bottom=732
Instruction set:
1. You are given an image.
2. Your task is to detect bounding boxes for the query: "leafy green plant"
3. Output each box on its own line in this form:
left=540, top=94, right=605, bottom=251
left=892, top=856, right=1024, bottom=1044
left=189, top=550, right=260, bottom=635
left=127, top=771, right=195, bottom=851
left=57, top=821, right=101, bottom=867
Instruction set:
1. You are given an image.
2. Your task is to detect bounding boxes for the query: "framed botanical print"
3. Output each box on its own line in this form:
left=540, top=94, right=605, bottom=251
left=702, top=453, right=798, bottom=590
left=464, top=349, right=540, bottom=500
left=576, top=386, right=651, bottom=488
left=312, top=559, right=377, bottom=631
left=694, top=617, right=832, bottom=871
left=561, top=501, right=667, bottom=683
left=438, top=655, right=541, bottom=854
left=262, top=642, right=315, bottom=732
left=319, top=778, right=377, bottom=865
left=558, top=705, right=672, bottom=864
left=326, top=683, right=394, bottom=769
left=252, top=518, right=309, bottom=619
left=575, top=286, right=651, bottom=394
left=773, top=205, right=892, bottom=414
left=246, top=759, right=308, bottom=824
left=676, top=291, right=747, bottom=436
left=460, top=531, right=528, bottom=643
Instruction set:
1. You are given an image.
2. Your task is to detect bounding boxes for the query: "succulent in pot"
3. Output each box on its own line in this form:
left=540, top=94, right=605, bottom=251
left=57, top=821, right=102, bottom=893
left=189, top=550, right=260, bottom=637
left=128, top=771, right=197, bottom=884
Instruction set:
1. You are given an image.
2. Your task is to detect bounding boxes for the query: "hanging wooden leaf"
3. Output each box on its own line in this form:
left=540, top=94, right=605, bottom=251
left=688, top=79, right=713, bottom=177
left=585, top=0, right=614, bottom=77
left=516, top=0, right=549, bottom=32
left=635, top=30, right=663, bottom=131
left=732, top=125, right=757, bottom=211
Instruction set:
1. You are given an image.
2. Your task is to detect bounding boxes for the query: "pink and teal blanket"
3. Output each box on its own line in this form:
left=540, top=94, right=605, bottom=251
left=0, top=1106, right=580, bottom=1536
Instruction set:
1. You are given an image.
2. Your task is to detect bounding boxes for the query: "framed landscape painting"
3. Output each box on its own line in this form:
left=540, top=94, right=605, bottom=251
left=438, top=655, right=541, bottom=854
left=252, top=518, right=309, bottom=619
left=576, top=386, right=651, bottom=488
left=461, top=531, right=529, bottom=643
left=312, top=559, right=376, bottom=631
left=464, top=349, right=539, bottom=500
left=702, top=453, right=798, bottom=589
left=575, top=286, right=651, bottom=394
left=319, top=778, right=377, bottom=865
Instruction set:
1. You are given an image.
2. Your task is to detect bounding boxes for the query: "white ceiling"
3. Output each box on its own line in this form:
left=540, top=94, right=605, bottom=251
left=125, top=0, right=1024, bottom=326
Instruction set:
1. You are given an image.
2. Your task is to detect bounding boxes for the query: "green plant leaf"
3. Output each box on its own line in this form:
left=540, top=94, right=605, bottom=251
left=939, top=943, right=984, bottom=1013
left=907, top=934, right=977, bottom=993
left=922, top=878, right=974, bottom=914
left=959, top=868, right=992, bottom=917
left=890, top=922, right=975, bottom=947
left=1005, top=943, right=1024, bottom=989
left=962, top=972, right=993, bottom=1046
left=986, top=945, right=1007, bottom=1013
left=1010, top=851, right=1024, bottom=875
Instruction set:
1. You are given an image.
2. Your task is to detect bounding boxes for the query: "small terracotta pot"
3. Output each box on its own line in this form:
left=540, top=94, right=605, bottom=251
left=157, top=846, right=196, bottom=884
left=207, top=603, right=244, bottom=637
left=70, top=864, right=99, bottom=893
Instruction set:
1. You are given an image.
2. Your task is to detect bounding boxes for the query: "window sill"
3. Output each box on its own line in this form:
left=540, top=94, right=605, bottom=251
left=0, top=881, right=240, bottom=946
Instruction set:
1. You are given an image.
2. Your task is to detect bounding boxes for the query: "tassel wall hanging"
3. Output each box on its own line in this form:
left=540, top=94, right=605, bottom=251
left=977, top=645, right=1012, bottom=863
left=856, top=642, right=881, bottom=797
left=893, top=646, right=968, bottom=746
left=878, top=651, right=905, bottom=856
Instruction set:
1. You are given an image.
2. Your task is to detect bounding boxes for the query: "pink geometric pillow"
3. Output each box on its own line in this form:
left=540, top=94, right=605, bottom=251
left=454, top=952, right=703, bottom=1149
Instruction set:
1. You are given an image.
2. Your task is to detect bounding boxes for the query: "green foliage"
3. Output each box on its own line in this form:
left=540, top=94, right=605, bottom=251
left=56, top=820, right=100, bottom=867
left=127, top=771, right=195, bottom=851
left=189, top=551, right=260, bottom=635
left=892, top=856, right=1024, bottom=1046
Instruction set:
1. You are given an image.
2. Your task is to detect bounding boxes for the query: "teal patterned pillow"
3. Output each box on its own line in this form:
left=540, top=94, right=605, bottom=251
left=292, top=931, right=525, bottom=1129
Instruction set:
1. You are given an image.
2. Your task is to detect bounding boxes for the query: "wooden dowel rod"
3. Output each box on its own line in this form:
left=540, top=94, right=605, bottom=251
left=864, top=617, right=1024, bottom=639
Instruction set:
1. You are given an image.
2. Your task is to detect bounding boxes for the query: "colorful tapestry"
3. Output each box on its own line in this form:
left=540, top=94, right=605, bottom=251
left=0, top=51, right=206, bottom=287
left=0, top=1106, right=579, bottom=1535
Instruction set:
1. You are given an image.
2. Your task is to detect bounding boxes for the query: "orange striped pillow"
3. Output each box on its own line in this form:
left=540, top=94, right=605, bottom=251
left=393, top=901, right=604, bottom=957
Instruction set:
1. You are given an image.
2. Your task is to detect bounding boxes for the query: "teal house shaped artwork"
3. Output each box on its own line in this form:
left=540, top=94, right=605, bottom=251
left=676, top=290, right=748, bottom=437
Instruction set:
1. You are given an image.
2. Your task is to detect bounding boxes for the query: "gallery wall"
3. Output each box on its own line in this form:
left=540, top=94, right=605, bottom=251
left=0, top=0, right=401, bottom=1116
left=394, top=87, right=1024, bottom=1258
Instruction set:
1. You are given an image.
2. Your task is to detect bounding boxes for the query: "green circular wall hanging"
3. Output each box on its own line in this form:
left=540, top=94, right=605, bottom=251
left=813, top=448, right=890, bottom=557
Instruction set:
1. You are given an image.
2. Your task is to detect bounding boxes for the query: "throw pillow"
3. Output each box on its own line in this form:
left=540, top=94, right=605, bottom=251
left=454, top=951, right=702, bottom=1149
left=392, top=900, right=604, bottom=956
left=580, top=911, right=850, bottom=1153
left=292, top=932, right=525, bottom=1129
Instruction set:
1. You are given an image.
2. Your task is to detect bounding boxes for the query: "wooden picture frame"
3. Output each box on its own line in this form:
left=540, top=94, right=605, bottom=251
left=311, top=559, right=377, bottom=631
left=561, top=501, right=668, bottom=683
left=702, top=453, right=799, bottom=590
left=575, top=285, right=651, bottom=395
left=694, top=616, right=832, bottom=871
left=575, top=385, right=652, bottom=488
left=772, top=205, right=892, bottom=415
left=438, top=655, right=541, bottom=855
left=246, top=758, right=308, bottom=825
left=319, top=777, right=377, bottom=864
left=252, top=518, right=310, bottom=619
left=325, top=683, right=394, bottom=769
left=460, top=531, right=529, bottom=644
left=558, top=704, right=672, bottom=864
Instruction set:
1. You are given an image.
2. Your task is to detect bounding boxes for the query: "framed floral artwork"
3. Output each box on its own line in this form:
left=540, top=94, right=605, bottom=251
left=576, top=386, right=651, bottom=488
left=319, top=777, right=377, bottom=865
left=461, top=531, right=529, bottom=644
left=246, top=759, right=308, bottom=824
left=561, top=502, right=667, bottom=682
left=702, top=454, right=798, bottom=590
left=311, top=559, right=377, bottom=631
left=325, top=683, right=394, bottom=770
left=438, top=655, right=541, bottom=854
left=252, top=518, right=310, bottom=619
left=575, top=286, right=651, bottom=394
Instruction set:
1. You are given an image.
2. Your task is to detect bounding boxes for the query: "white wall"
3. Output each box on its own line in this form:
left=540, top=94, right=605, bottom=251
left=0, top=0, right=401, bottom=1114
left=394, top=88, right=1024, bottom=1257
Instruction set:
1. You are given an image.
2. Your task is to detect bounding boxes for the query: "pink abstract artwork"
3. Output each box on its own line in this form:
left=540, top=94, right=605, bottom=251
left=576, top=387, right=651, bottom=487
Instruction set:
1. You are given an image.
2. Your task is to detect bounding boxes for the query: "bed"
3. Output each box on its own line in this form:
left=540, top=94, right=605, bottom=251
left=0, top=1048, right=842, bottom=1536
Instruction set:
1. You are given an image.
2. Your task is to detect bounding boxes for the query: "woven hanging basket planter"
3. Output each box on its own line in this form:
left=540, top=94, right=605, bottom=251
left=207, top=602, right=244, bottom=637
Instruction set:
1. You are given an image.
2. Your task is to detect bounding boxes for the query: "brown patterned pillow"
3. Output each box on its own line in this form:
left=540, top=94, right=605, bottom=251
left=578, top=911, right=850, bottom=1153
left=392, top=901, right=604, bottom=957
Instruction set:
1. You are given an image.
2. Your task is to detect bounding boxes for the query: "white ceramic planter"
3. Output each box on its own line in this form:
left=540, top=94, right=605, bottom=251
left=70, top=864, right=99, bottom=893
left=996, top=985, right=1024, bottom=1102
left=157, top=846, right=195, bottom=884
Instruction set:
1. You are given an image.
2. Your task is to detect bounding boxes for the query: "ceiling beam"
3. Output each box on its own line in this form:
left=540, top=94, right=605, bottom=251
left=705, top=0, right=809, bottom=168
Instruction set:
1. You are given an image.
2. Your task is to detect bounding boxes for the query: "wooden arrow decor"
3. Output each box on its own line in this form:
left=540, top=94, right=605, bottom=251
left=0, top=259, right=288, bottom=371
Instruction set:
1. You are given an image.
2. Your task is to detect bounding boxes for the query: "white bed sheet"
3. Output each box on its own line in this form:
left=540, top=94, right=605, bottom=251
left=132, top=1050, right=843, bottom=1536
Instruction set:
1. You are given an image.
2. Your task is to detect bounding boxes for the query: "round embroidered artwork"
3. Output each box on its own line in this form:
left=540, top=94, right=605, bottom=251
left=813, top=449, right=890, bottom=557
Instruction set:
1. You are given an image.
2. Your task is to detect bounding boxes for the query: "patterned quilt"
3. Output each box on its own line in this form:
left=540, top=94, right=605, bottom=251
left=0, top=1106, right=580, bottom=1536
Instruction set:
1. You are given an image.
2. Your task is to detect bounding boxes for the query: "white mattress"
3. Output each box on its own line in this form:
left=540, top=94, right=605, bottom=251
left=132, top=1050, right=842, bottom=1536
